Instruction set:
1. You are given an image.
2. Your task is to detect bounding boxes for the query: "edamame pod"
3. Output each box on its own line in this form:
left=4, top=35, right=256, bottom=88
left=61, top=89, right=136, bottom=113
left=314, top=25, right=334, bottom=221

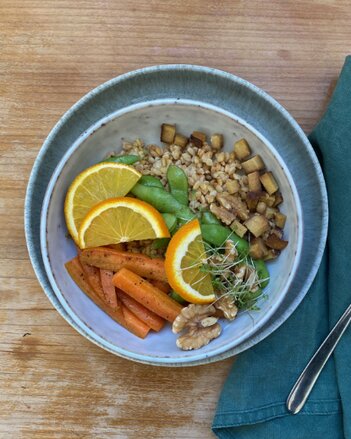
left=130, top=183, right=184, bottom=213
left=101, top=155, right=140, bottom=165
left=176, top=208, right=196, bottom=225
left=201, top=224, right=249, bottom=256
left=139, top=175, right=164, bottom=189
left=167, top=165, right=189, bottom=206
left=201, top=211, right=221, bottom=225
left=161, top=213, right=177, bottom=233
left=151, top=238, right=171, bottom=250
left=252, top=259, right=270, bottom=288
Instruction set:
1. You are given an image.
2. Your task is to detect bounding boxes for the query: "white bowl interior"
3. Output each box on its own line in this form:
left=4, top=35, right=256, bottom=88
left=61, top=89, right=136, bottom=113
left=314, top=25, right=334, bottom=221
left=42, top=100, right=302, bottom=363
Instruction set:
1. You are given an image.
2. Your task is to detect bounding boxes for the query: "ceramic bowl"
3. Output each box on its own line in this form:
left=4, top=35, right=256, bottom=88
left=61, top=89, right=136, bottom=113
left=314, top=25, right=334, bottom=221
left=25, top=65, right=328, bottom=366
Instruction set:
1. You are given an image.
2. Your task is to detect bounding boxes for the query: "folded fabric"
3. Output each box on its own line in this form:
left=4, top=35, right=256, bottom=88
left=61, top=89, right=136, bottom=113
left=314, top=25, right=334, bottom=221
left=213, top=55, right=351, bottom=439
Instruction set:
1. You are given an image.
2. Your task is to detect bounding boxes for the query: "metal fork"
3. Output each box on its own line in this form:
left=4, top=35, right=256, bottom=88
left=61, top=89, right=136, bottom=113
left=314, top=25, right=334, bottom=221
left=286, top=303, right=351, bottom=414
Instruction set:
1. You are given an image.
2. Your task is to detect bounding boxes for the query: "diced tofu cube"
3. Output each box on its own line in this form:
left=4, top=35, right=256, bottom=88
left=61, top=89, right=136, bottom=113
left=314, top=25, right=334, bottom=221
left=190, top=131, right=207, bottom=147
left=161, top=123, right=176, bottom=144
left=260, top=172, right=279, bottom=195
left=265, top=207, right=277, bottom=219
left=247, top=171, right=262, bottom=192
left=242, top=155, right=265, bottom=174
left=234, top=139, right=251, bottom=160
left=246, top=191, right=260, bottom=211
left=275, top=212, right=287, bottom=228
left=244, top=214, right=269, bottom=237
left=230, top=220, right=247, bottom=238
left=273, top=192, right=284, bottom=207
left=225, top=179, right=240, bottom=194
left=210, top=133, right=224, bottom=150
left=174, top=133, right=188, bottom=148
left=249, top=238, right=268, bottom=259
left=265, top=234, right=288, bottom=250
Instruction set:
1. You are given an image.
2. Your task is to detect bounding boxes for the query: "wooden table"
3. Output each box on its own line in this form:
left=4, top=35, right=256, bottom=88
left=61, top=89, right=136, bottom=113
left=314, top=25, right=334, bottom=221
left=0, top=1, right=350, bottom=437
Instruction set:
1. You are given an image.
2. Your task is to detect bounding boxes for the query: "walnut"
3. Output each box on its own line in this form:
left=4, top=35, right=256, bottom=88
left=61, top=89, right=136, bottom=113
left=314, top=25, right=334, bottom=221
left=215, top=296, right=238, bottom=320
left=224, top=240, right=238, bottom=262
left=234, top=265, right=260, bottom=292
left=210, top=203, right=236, bottom=225
left=172, top=304, right=222, bottom=351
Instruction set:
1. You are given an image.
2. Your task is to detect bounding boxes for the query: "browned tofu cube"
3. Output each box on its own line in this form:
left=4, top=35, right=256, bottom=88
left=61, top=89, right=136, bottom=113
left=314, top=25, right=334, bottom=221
left=225, top=179, right=240, bottom=194
left=174, top=133, right=188, bottom=148
left=249, top=237, right=268, bottom=259
left=273, top=192, right=284, bottom=207
left=190, top=131, right=207, bottom=147
left=242, top=155, right=265, bottom=174
left=248, top=171, right=262, bottom=192
left=230, top=220, right=247, bottom=238
left=265, top=206, right=277, bottom=219
left=260, top=172, right=279, bottom=195
left=246, top=191, right=261, bottom=211
left=244, top=214, right=269, bottom=237
left=210, top=133, right=224, bottom=150
left=265, top=234, right=288, bottom=250
left=275, top=212, right=287, bottom=229
left=161, top=123, right=176, bottom=144
left=234, top=139, right=251, bottom=160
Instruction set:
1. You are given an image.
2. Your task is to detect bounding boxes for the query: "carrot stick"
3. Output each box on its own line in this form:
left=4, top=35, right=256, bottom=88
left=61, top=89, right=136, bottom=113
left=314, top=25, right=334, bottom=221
left=121, top=306, right=151, bottom=339
left=78, top=255, right=105, bottom=300
left=150, top=280, right=170, bottom=294
left=100, top=269, right=118, bottom=308
left=117, top=289, right=165, bottom=332
left=80, top=247, right=167, bottom=282
left=113, top=268, right=183, bottom=322
left=65, top=257, right=150, bottom=339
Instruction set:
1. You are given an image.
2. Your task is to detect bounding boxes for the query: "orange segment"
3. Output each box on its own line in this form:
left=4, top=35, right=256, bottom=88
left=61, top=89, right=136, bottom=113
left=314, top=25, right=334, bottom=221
left=165, top=219, right=215, bottom=304
left=64, top=162, right=141, bottom=245
left=78, top=197, right=170, bottom=249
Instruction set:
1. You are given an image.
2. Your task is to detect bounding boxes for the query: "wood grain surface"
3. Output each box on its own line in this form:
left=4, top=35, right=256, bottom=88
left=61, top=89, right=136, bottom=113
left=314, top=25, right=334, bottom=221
left=0, top=1, right=350, bottom=437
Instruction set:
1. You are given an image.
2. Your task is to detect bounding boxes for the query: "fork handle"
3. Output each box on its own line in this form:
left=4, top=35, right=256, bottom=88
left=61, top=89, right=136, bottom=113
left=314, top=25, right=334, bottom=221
left=286, top=303, right=351, bottom=414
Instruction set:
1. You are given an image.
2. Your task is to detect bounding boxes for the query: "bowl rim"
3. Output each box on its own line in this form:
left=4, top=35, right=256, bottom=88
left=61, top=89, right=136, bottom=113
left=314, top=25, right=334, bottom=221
left=25, top=64, right=328, bottom=366
left=39, top=98, right=303, bottom=364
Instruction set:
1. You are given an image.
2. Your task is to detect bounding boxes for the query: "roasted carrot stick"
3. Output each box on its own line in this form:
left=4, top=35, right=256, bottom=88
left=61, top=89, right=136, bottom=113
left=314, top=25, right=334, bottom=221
left=113, top=268, right=183, bottom=322
left=80, top=247, right=167, bottom=282
left=100, top=269, right=118, bottom=308
left=65, top=257, right=150, bottom=339
left=117, top=289, right=165, bottom=332
left=79, top=256, right=105, bottom=300
left=121, top=306, right=151, bottom=339
left=150, top=280, right=170, bottom=294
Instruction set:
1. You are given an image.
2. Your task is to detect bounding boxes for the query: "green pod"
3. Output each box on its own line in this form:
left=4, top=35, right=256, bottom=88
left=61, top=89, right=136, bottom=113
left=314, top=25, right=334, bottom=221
left=252, top=259, right=270, bottom=288
left=130, top=183, right=184, bottom=213
left=139, top=175, right=164, bottom=189
left=167, top=165, right=189, bottom=206
left=169, top=291, right=187, bottom=305
left=201, top=211, right=221, bottom=225
left=101, top=154, right=140, bottom=165
left=201, top=224, right=249, bottom=257
left=161, top=213, right=177, bottom=233
left=151, top=238, right=171, bottom=250
left=176, top=208, right=197, bottom=225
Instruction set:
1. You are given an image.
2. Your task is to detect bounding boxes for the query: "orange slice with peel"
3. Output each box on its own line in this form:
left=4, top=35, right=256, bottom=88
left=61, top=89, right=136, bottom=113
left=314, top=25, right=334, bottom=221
left=64, top=162, right=141, bottom=245
left=78, top=197, right=170, bottom=249
left=165, top=219, right=215, bottom=304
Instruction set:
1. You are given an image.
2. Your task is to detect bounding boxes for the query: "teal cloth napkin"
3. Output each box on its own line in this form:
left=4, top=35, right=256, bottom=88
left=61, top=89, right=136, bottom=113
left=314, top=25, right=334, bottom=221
left=213, top=55, right=351, bottom=439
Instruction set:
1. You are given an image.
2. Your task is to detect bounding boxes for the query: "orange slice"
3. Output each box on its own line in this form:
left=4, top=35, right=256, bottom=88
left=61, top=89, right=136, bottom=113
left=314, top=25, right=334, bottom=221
left=78, top=197, right=170, bottom=249
left=64, top=162, right=141, bottom=245
left=165, top=219, right=215, bottom=304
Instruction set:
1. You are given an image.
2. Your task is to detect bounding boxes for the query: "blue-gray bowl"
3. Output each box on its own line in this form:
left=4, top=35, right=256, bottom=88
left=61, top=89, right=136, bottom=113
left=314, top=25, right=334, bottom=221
left=25, top=65, right=328, bottom=366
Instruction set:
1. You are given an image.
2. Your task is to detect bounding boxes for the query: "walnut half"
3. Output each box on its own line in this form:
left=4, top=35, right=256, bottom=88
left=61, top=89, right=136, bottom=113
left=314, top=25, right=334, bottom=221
left=172, top=304, right=222, bottom=351
left=214, top=296, right=238, bottom=320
